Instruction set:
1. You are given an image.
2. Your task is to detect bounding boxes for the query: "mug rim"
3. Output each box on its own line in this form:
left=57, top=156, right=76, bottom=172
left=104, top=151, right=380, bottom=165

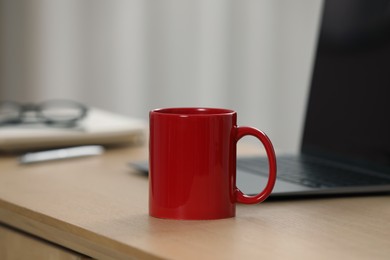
left=151, top=107, right=235, bottom=116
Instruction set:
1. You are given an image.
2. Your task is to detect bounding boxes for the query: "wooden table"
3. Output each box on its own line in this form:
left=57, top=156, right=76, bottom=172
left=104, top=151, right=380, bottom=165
left=1, top=144, right=389, bottom=259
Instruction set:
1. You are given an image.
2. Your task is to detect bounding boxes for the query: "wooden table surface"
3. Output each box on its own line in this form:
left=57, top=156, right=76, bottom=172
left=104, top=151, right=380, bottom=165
left=0, top=144, right=389, bottom=260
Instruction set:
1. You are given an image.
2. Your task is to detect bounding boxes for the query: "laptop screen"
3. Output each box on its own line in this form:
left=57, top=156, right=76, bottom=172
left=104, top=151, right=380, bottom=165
left=301, top=0, right=390, bottom=168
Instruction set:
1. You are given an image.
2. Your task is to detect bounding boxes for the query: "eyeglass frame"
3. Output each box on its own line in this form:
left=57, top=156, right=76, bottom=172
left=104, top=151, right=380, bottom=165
left=0, top=99, right=88, bottom=126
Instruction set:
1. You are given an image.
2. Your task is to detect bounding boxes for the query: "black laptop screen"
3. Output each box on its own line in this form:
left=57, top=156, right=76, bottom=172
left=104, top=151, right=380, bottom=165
left=301, top=0, right=390, bottom=168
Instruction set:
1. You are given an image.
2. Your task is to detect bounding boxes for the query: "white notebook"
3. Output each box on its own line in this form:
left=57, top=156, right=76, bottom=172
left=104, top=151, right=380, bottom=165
left=0, top=108, right=146, bottom=152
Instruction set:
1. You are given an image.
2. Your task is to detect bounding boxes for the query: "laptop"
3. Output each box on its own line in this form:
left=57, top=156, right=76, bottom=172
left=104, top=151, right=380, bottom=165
left=132, top=0, right=390, bottom=198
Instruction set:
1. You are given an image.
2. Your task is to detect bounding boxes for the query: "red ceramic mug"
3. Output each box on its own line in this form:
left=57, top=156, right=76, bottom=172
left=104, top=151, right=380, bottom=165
left=149, top=108, right=277, bottom=220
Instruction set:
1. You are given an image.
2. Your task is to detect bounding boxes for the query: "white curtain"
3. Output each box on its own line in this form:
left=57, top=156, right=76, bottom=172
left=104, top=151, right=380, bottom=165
left=0, top=0, right=322, bottom=152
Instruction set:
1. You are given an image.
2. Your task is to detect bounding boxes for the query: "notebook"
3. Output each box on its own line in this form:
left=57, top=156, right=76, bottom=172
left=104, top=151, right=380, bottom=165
left=0, top=108, right=146, bottom=152
left=131, top=0, right=390, bottom=198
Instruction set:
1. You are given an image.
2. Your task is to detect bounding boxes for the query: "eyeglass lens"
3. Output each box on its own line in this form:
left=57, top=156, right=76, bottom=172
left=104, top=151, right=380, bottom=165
left=40, top=100, right=86, bottom=123
left=0, top=102, right=21, bottom=124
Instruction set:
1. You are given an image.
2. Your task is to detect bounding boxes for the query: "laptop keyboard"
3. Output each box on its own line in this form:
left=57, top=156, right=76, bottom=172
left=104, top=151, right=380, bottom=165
left=236, top=156, right=390, bottom=188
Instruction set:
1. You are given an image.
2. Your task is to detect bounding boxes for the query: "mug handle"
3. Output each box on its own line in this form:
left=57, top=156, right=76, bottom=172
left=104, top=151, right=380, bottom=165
left=235, top=126, right=277, bottom=204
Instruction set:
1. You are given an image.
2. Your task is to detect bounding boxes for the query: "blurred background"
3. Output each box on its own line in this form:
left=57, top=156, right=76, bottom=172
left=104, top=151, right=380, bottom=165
left=0, top=0, right=322, bottom=152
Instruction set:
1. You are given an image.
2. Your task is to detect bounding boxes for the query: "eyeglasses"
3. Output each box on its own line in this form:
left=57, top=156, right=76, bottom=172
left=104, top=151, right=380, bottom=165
left=0, top=99, right=88, bottom=127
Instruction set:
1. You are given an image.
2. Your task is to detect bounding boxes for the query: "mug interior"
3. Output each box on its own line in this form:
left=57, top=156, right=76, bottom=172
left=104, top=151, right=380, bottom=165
left=152, top=107, right=235, bottom=116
